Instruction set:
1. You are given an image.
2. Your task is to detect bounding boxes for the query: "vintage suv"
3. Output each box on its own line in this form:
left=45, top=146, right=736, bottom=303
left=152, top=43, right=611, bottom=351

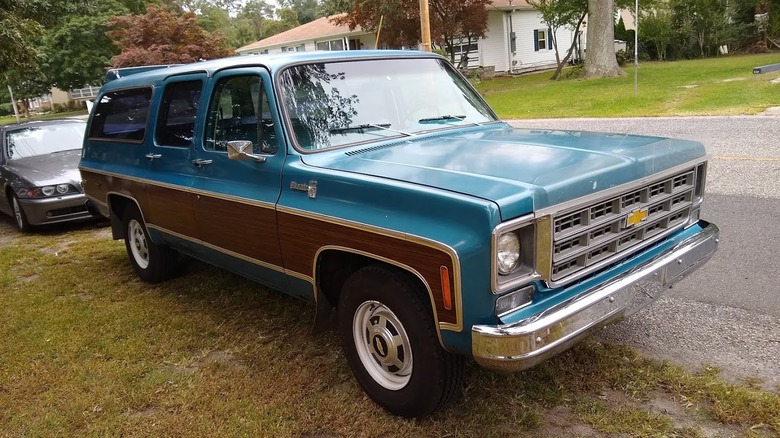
left=80, top=51, right=719, bottom=417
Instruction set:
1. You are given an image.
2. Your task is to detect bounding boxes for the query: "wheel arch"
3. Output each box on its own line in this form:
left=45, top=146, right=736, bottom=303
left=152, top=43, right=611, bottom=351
left=105, top=193, right=144, bottom=240
left=313, top=246, right=446, bottom=346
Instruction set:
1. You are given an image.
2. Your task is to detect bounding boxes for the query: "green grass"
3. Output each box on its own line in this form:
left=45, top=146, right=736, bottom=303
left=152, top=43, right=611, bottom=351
left=1, top=220, right=779, bottom=436
left=475, top=53, right=780, bottom=118
left=0, top=110, right=88, bottom=125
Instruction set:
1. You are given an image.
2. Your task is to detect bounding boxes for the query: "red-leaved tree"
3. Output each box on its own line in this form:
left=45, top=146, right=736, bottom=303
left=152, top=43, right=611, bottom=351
left=106, top=5, right=233, bottom=67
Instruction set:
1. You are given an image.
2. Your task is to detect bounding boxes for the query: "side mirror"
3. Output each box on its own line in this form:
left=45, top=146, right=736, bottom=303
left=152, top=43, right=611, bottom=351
left=227, top=140, right=267, bottom=163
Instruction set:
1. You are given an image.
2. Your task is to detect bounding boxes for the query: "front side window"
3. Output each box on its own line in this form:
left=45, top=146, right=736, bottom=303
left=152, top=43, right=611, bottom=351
left=5, top=123, right=86, bottom=160
left=279, top=58, right=498, bottom=151
left=156, top=80, right=202, bottom=147
left=204, top=75, right=278, bottom=154
left=89, top=87, right=152, bottom=142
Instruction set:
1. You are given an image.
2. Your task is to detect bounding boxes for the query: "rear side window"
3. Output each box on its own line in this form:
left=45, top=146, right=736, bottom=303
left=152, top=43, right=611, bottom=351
left=89, top=87, right=153, bottom=142
left=155, top=80, right=202, bottom=147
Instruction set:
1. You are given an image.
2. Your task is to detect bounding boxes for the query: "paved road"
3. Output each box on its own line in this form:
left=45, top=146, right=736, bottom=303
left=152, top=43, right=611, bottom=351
left=509, top=116, right=780, bottom=388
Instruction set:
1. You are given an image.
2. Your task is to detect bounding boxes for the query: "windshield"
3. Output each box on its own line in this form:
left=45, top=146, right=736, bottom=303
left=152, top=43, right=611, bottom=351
left=278, top=57, right=498, bottom=151
left=5, top=123, right=86, bottom=160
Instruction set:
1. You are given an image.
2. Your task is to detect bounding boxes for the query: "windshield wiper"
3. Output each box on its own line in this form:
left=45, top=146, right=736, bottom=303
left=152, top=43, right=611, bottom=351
left=418, top=114, right=485, bottom=127
left=418, top=115, right=466, bottom=123
left=329, top=123, right=412, bottom=136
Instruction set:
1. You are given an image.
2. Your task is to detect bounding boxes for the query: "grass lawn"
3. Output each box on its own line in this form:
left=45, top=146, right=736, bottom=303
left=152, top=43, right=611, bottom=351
left=1, top=219, right=779, bottom=436
left=0, top=110, right=88, bottom=126
left=475, top=53, right=780, bottom=119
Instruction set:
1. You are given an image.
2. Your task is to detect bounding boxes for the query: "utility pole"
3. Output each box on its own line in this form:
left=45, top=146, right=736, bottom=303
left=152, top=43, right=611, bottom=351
left=420, top=0, right=432, bottom=51
left=7, top=85, right=20, bottom=123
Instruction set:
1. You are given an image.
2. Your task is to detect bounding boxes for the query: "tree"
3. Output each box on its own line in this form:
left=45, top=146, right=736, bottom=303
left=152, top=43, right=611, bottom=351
left=528, top=0, right=588, bottom=80
left=41, top=15, right=119, bottom=89
left=106, top=5, right=233, bottom=67
left=639, top=8, right=674, bottom=60
left=335, top=0, right=491, bottom=65
left=279, top=0, right=321, bottom=24
left=583, top=0, right=624, bottom=78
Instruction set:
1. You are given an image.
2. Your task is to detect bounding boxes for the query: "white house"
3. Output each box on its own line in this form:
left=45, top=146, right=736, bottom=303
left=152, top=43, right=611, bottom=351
left=236, top=1, right=580, bottom=74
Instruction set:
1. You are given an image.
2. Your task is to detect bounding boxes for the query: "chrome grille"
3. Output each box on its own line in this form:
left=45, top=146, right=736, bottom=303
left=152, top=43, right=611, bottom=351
left=550, top=169, right=696, bottom=282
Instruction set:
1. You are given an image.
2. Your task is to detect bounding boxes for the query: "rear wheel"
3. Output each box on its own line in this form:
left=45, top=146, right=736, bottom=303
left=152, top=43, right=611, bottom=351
left=123, top=205, right=178, bottom=283
left=338, top=265, right=465, bottom=418
left=11, top=194, right=32, bottom=233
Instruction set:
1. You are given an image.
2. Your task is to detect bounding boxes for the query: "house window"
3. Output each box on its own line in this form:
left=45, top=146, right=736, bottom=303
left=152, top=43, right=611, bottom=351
left=295, top=44, right=305, bottom=52
left=448, top=39, right=479, bottom=68
left=316, top=39, right=345, bottom=51
left=534, top=29, right=553, bottom=51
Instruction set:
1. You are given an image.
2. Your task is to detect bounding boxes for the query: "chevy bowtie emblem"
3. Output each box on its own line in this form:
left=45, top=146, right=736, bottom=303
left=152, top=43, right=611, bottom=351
left=625, top=208, right=649, bottom=228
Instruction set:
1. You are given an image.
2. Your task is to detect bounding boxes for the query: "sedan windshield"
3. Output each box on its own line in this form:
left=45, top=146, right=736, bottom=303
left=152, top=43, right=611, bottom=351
left=279, top=57, right=498, bottom=151
left=5, top=123, right=86, bottom=160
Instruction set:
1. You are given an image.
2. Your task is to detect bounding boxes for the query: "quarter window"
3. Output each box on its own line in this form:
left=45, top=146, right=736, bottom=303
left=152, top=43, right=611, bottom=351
left=155, top=80, right=202, bottom=147
left=89, top=87, right=152, bottom=142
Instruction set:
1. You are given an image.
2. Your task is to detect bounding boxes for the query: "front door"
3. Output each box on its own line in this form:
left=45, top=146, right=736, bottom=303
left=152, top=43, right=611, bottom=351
left=190, top=67, right=287, bottom=290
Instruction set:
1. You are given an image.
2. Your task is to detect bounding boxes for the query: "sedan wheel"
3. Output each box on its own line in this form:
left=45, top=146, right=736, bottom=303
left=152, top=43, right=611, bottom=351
left=11, top=195, right=32, bottom=232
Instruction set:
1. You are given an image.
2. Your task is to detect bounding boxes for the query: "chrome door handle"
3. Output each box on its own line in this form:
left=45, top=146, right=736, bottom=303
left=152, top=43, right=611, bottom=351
left=192, top=159, right=213, bottom=168
left=146, top=153, right=162, bottom=160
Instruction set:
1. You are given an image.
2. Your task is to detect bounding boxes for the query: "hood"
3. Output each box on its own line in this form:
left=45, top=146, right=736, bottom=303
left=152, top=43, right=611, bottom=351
left=3, top=149, right=83, bottom=189
left=301, top=125, right=706, bottom=220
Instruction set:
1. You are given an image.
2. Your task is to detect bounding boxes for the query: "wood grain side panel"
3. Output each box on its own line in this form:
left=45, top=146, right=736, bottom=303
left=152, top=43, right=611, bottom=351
left=278, top=211, right=458, bottom=325
left=195, top=194, right=284, bottom=266
left=145, top=184, right=198, bottom=238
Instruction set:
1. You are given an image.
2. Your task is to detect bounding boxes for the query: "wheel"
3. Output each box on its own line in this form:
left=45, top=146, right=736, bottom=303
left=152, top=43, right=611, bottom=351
left=123, top=205, right=178, bottom=283
left=338, top=265, right=465, bottom=418
left=11, top=194, right=32, bottom=232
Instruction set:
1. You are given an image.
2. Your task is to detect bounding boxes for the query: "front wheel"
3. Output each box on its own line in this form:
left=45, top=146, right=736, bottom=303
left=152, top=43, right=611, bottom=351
left=338, top=265, right=465, bottom=418
left=123, top=205, right=178, bottom=283
left=11, top=194, right=32, bottom=233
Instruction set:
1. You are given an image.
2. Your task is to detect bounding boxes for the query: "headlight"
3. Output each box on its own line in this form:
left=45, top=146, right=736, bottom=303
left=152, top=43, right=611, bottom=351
left=492, top=215, right=539, bottom=293
left=15, top=184, right=77, bottom=198
left=496, top=232, right=521, bottom=275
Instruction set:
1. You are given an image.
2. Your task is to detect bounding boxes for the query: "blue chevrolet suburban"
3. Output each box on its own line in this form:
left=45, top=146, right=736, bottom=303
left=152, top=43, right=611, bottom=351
left=80, top=51, right=719, bottom=417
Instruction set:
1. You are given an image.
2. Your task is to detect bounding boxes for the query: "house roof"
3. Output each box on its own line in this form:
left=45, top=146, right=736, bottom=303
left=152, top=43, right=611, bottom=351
left=236, top=14, right=367, bottom=53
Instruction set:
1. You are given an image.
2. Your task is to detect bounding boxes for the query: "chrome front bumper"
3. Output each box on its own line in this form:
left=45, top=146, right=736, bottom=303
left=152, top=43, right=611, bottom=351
left=472, top=222, right=719, bottom=372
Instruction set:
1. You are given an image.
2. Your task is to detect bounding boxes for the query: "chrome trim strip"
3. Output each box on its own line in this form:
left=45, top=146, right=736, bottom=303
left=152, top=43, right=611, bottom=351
left=534, top=159, right=707, bottom=218
left=472, top=222, right=719, bottom=372
left=313, top=245, right=452, bottom=343
left=279, top=205, right=463, bottom=332
left=79, top=167, right=276, bottom=209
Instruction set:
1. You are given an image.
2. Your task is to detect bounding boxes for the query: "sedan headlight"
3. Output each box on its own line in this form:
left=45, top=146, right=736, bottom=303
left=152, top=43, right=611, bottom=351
left=16, top=184, right=79, bottom=199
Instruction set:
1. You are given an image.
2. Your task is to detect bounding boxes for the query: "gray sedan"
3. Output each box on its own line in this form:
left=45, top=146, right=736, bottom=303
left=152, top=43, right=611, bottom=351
left=0, top=119, right=94, bottom=232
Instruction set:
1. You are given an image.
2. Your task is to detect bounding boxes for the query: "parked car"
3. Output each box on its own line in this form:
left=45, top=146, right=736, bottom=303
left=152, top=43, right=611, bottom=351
left=79, top=51, right=719, bottom=418
left=1, top=119, right=93, bottom=232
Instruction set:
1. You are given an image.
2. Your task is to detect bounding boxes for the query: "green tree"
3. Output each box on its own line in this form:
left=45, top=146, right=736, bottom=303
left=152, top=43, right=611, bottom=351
left=639, top=8, right=675, bottom=60
left=41, top=15, right=118, bottom=89
left=528, top=0, right=588, bottom=80
left=106, top=4, right=233, bottom=67
left=279, top=0, right=321, bottom=24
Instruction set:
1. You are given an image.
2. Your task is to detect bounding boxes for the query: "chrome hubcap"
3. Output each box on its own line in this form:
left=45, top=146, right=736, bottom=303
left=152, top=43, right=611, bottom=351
left=128, top=219, right=150, bottom=269
left=353, top=301, right=412, bottom=390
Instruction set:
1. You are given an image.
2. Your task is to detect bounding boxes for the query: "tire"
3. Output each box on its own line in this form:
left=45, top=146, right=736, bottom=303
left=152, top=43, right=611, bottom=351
left=123, top=205, right=178, bottom=283
left=338, top=265, right=465, bottom=418
left=11, top=194, right=32, bottom=233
